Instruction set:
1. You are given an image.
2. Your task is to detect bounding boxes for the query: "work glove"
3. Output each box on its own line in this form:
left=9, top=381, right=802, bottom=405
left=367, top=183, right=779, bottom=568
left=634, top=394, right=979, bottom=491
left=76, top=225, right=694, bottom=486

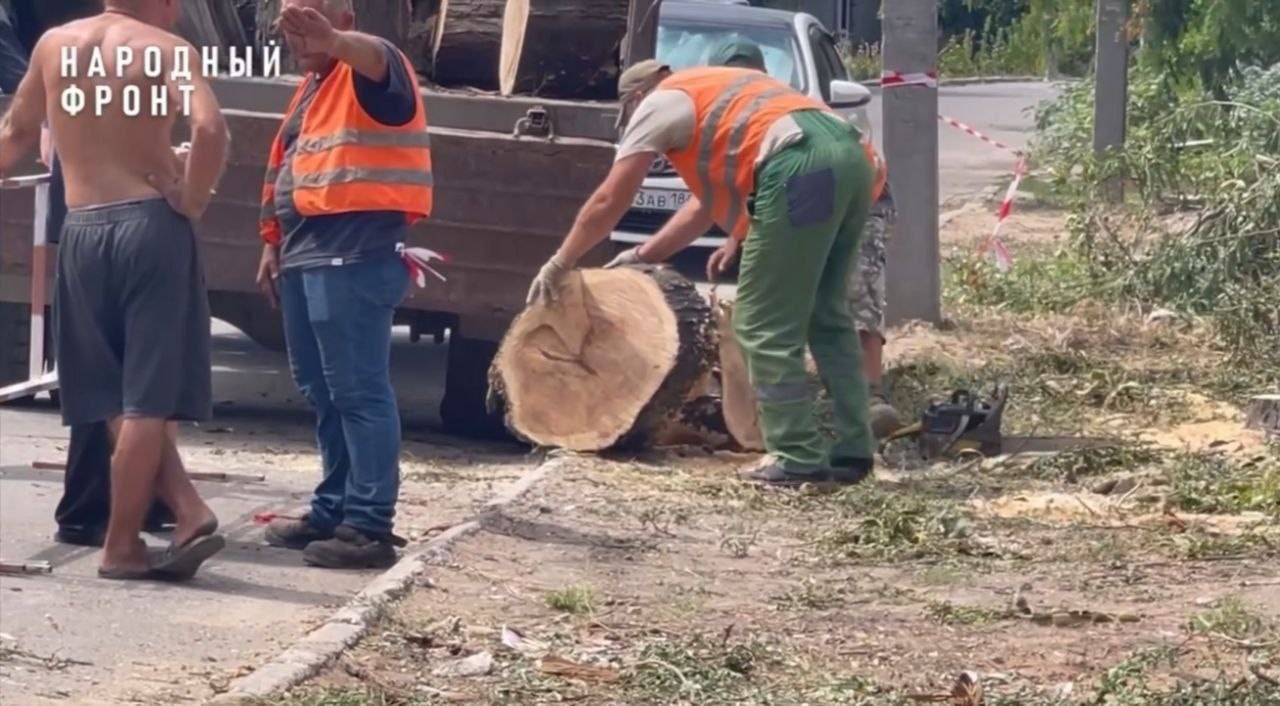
left=604, top=246, right=645, bottom=269
left=526, top=255, right=570, bottom=305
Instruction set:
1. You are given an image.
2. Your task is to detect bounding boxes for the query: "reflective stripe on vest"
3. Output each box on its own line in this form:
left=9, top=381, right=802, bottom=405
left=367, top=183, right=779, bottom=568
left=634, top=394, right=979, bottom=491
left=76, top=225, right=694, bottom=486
left=292, top=166, right=434, bottom=189
left=715, top=85, right=793, bottom=237
left=294, top=128, right=432, bottom=155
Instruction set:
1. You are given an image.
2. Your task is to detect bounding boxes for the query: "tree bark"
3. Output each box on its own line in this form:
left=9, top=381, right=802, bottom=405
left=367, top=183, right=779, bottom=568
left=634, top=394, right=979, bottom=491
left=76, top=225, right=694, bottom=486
left=499, top=0, right=627, bottom=98
left=431, top=0, right=505, bottom=90
left=354, top=0, right=412, bottom=54
left=489, top=266, right=715, bottom=451
left=407, top=0, right=443, bottom=77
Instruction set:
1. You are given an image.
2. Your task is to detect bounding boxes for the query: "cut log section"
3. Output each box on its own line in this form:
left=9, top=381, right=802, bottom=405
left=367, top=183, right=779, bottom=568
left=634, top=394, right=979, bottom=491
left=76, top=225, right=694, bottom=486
left=431, top=0, right=505, bottom=90
left=499, top=0, right=627, bottom=98
left=715, top=299, right=765, bottom=452
left=1246, top=395, right=1280, bottom=437
left=489, top=267, right=714, bottom=451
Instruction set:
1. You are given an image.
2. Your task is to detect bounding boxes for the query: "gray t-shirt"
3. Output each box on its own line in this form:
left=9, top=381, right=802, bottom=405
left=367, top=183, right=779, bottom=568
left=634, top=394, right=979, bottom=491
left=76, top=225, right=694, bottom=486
left=275, top=41, right=419, bottom=271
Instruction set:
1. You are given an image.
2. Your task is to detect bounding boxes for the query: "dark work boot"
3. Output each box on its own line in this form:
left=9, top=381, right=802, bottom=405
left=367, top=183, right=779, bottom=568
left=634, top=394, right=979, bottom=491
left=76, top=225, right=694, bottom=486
left=302, top=525, right=398, bottom=570
left=740, top=463, right=829, bottom=488
left=54, top=525, right=106, bottom=548
left=829, top=457, right=875, bottom=485
left=264, top=514, right=334, bottom=551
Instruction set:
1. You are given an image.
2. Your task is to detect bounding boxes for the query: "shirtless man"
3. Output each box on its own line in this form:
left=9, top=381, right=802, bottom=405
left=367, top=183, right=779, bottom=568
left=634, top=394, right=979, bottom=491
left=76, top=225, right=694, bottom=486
left=0, top=0, right=230, bottom=581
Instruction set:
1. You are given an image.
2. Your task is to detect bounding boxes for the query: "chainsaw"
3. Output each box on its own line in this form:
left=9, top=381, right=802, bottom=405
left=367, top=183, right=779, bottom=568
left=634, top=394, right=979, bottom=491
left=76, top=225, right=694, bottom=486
left=882, top=384, right=1009, bottom=460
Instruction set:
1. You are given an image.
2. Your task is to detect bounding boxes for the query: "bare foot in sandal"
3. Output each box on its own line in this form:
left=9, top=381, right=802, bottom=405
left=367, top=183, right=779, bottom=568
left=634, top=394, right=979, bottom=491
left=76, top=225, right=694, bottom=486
left=98, top=538, right=152, bottom=580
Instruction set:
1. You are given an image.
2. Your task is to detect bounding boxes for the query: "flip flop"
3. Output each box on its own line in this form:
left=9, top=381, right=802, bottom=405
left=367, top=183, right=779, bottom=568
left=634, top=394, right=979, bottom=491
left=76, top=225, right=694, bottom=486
left=151, top=534, right=226, bottom=581
left=167, top=517, right=220, bottom=551
left=98, top=538, right=225, bottom=582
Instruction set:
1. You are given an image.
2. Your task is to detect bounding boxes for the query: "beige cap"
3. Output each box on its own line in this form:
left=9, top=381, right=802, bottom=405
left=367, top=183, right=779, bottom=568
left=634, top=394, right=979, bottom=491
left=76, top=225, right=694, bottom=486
left=615, top=60, right=670, bottom=129
left=618, top=59, right=671, bottom=100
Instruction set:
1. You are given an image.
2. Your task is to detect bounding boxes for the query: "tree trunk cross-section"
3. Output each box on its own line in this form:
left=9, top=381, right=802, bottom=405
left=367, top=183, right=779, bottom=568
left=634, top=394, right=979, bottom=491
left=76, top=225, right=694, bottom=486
left=489, top=267, right=715, bottom=451
left=499, top=0, right=628, bottom=98
left=432, top=0, right=506, bottom=90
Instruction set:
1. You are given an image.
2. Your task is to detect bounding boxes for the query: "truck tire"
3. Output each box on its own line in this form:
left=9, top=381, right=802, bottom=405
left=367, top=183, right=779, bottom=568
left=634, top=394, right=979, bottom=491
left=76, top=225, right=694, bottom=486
left=439, top=333, right=509, bottom=440
left=208, top=292, right=287, bottom=352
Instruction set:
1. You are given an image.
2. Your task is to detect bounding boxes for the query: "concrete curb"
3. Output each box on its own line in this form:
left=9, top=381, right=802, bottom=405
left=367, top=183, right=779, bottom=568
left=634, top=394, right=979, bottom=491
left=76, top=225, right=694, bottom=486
left=205, top=454, right=567, bottom=705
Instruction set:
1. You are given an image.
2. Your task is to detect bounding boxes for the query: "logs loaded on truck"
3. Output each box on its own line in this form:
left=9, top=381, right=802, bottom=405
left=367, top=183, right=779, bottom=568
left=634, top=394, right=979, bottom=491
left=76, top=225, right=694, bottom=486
left=181, top=0, right=630, bottom=100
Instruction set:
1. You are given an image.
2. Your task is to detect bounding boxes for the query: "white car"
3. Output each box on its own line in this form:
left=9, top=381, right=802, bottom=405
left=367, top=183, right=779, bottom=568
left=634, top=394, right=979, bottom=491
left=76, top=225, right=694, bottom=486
left=613, top=0, right=873, bottom=279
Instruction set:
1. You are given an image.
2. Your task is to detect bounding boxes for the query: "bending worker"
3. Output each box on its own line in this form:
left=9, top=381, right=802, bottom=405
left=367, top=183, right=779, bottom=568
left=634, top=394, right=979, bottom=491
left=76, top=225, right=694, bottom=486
left=528, top=59, right=879, bottom=487
left=614, top=40, right=905, bottom=441
left=257, top=0, right=431, bottom=569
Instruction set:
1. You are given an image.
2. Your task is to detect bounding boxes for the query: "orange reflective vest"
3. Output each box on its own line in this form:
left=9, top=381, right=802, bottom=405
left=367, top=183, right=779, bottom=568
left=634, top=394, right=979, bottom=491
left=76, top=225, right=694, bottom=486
left=259, top=52, right=433, bottom=245
left=864, top=139, right=888, bottom=206
left=659, top=67, right=886, bottom=239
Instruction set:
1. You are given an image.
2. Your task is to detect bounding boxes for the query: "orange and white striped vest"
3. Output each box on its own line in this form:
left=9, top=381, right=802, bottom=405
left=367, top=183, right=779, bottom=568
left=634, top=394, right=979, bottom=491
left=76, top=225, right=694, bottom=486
left=660, top=67, right=886, bottom=239
left=259, top=51, right=433, bottom=245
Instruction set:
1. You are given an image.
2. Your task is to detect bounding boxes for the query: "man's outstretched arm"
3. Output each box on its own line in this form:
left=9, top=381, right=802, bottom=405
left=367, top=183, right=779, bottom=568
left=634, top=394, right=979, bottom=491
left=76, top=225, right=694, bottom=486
left=0, top=37, right=47, bottom=177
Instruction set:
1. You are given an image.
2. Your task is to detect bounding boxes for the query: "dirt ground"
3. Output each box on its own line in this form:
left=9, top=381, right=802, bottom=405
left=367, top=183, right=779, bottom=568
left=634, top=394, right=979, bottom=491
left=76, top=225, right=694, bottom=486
left=269, top=209, right=1279, bottom=706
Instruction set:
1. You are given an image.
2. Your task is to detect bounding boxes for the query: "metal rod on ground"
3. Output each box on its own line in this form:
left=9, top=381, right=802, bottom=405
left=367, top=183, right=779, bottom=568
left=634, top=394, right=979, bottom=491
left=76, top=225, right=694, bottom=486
left=31, top=461, right=266, bottom=484
left=0, top=561, right=53, bottom=575
left=1093, top=0, right=1129, bottom=203
left=882, top=0, right=941, bottom=326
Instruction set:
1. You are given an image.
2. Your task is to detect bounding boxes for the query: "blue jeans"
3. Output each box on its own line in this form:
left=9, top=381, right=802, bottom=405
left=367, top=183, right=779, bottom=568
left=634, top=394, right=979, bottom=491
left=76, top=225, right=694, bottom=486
left=279, top=253, right=409, bottom=537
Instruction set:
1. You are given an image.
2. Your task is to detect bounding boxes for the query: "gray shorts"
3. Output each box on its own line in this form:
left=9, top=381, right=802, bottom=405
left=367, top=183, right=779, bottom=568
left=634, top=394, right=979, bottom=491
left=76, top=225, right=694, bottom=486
left=54, top=198, right=212, bottom=426
left=850, top=184, right=894, bottom=337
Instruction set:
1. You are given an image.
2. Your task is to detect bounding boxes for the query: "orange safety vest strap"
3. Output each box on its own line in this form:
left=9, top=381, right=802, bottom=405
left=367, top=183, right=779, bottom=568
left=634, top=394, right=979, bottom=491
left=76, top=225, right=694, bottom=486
left=690, top=74, right=770, bottom=238
left=863, top=141, right=887, bottom=204
left=259, top=80, right=311, bottom=244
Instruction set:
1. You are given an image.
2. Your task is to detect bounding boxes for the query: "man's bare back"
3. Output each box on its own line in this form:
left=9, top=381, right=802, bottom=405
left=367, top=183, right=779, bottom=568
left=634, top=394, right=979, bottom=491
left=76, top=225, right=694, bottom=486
left=39, top=14, right=191, bottom=208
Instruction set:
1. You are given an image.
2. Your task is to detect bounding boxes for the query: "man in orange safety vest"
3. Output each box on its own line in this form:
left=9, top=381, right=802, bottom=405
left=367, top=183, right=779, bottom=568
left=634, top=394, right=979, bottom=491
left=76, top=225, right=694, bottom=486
left=256, top=0, right=432, bottom=568
left=528, top=60, right=878, bottom=487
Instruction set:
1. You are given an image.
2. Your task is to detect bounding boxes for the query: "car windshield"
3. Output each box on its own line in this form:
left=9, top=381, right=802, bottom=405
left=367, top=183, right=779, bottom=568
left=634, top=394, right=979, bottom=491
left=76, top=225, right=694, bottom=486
left=656, top=20, right=804, bottom=92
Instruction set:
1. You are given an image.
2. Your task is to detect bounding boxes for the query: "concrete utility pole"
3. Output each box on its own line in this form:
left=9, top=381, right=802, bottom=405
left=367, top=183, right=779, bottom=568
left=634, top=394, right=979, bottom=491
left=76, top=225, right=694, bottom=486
left=882, top=0, right=941, bottom=325
left=623, top=0, right=661, bottom=67
left=1093, top=0, right=1129, bottom=202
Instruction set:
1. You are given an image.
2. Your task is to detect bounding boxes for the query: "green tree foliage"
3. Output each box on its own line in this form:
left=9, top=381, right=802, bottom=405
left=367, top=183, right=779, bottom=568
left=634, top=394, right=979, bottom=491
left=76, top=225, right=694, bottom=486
left=1143, top=0, right=1280, bottom=93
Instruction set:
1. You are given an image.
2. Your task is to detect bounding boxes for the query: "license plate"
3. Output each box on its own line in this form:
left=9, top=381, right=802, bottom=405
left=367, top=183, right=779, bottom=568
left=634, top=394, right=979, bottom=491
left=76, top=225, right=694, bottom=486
left=633, top=188, right=691, bottom=212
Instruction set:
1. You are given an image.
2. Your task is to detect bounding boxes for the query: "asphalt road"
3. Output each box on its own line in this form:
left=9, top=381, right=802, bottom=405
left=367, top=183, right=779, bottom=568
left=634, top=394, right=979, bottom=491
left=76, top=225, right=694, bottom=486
left=927, top=81, right=1060, bottom=202
left=0, top=81, right=1059, bottom=704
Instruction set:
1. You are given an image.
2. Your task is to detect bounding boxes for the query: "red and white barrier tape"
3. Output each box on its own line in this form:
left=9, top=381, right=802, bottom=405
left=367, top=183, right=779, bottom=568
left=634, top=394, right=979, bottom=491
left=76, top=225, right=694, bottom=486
left=881, top=70, right=938, bottom=88
left=879, top=72, right=1029, bottom=272
left=399, top=245, right=449, bottom=287
left=938, top=115, right=1022, bottom=155
left=983, top=156, right=1028, bottom=272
